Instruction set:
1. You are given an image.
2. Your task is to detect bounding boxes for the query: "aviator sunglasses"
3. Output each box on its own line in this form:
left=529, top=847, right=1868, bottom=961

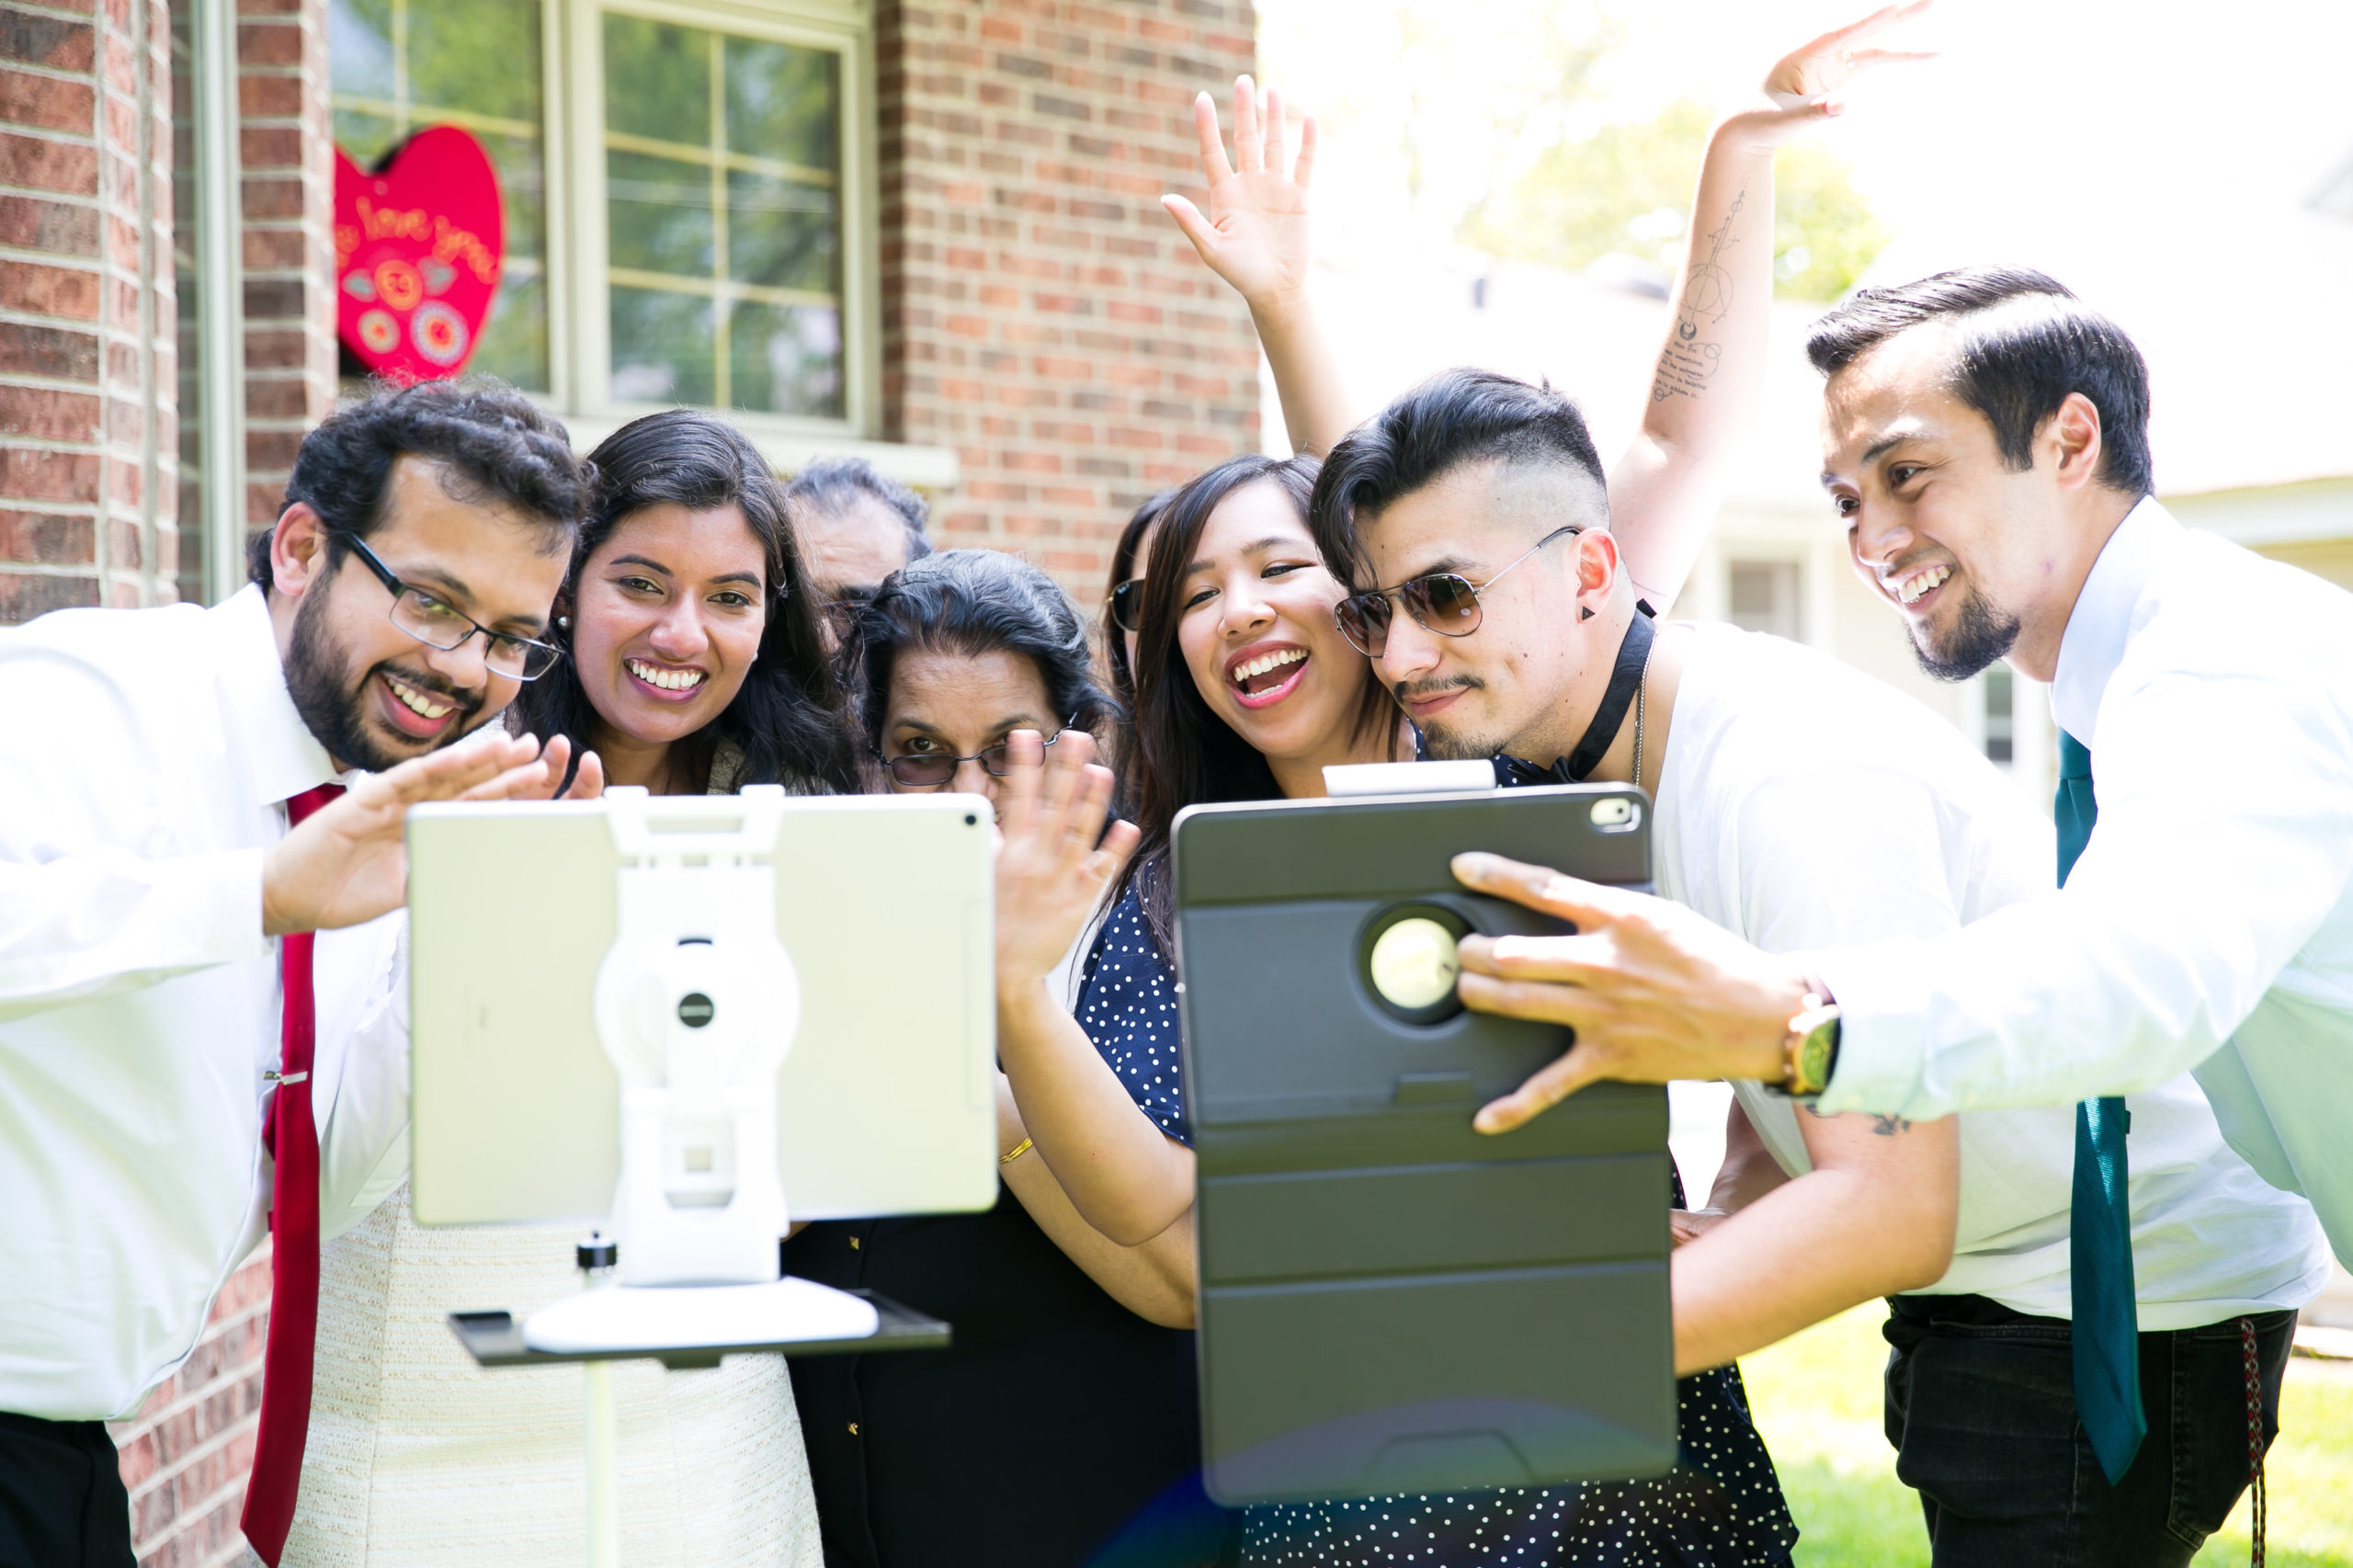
left=1334, top=525, right=1584, bottom=658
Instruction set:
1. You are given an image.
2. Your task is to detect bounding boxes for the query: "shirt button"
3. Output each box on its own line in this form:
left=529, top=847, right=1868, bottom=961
left=847, top=1422, right=859, bottom=1436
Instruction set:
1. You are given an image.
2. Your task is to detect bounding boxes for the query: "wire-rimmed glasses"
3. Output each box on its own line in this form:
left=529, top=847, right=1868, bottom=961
left=875, top=721, right=1077, bottom=788
left=338, top=532, right=566, bottom=681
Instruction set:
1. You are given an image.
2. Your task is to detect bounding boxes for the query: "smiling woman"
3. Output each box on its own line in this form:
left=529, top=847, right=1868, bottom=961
left=506, top=408, right=861, bottom=796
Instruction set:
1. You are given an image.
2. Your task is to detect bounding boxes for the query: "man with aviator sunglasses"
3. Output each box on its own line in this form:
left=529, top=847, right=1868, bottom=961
left=1310, top=364, right=2325, bottom=1564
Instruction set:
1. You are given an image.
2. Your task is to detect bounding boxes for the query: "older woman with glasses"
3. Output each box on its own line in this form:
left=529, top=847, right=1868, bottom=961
left=784, top=547, right=1234, bottom=1568
left=287, top=409, right=862, bottom=1568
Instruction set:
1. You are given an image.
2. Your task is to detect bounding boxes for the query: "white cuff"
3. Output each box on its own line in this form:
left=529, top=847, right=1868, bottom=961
left=1805, top=946, right=1932, bottom=1119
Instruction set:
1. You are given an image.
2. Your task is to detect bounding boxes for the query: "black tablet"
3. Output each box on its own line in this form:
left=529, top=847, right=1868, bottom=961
left=1173, top=781, right=1676, bottom=1506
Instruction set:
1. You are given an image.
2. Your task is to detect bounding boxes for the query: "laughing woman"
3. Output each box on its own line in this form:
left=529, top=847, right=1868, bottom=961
left=289, top=410, right=860, bottom=1568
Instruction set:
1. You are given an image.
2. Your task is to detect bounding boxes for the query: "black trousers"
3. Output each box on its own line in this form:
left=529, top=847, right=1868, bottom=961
left=0, top=1412, right=135, bottom=1568
left=1882, top=1294, right=2292, bottom=1568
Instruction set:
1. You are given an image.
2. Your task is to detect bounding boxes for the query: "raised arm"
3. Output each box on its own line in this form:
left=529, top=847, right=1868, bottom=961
left=1610, top=2, right=1935, bottom=609
left=991, top=730, right=1194, bottom=1246
left=1163, top=77, right=1354, bottom=457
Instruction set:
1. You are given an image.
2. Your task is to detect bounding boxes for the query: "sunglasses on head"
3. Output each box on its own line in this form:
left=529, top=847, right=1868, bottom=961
left=1334, top=525, right=1583, bottom=658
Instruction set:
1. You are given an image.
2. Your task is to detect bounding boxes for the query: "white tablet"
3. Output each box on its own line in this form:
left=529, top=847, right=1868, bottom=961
left=404, top=789, right=999, bottom=1229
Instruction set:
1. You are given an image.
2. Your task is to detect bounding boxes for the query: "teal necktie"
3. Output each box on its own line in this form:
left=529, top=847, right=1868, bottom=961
left=2056, top=730, right=2145, bottom=1484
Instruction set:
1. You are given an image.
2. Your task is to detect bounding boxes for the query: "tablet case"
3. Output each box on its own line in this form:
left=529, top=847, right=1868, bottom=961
left=1173, top=783, right=1676, bottom=1506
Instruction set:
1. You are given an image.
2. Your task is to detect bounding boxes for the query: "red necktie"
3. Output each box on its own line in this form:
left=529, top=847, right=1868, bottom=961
left=242, top=782, right=345, bottom=1565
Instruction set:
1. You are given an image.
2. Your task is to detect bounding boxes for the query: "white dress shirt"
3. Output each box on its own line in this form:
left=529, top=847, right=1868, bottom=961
left=1815, top=497, right=2353, bottom=1263
left=1661, top=624, right=2326, bottom=1328
left=0, top=585, right=396, bottom=1421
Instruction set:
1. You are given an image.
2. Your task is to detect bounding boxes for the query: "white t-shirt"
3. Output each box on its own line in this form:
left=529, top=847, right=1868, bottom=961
left=1654, top=623, right=2328, bottom=1329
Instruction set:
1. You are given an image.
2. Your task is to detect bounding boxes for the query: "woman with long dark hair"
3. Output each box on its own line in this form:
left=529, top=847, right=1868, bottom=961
left=288, top=406, right=848, bottom=1567
left=783, top=548, right=1231, bottom=1568
left=508, top=408, right=861, bottom=795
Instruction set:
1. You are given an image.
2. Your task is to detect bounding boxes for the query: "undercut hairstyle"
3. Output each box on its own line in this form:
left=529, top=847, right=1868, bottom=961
left=1308, top=369, right=1610, bottom=591
left=507, top=409, right=862, bottom=794
left=1124, top=452, right=1396, bottom=955
left=783, top=456, right=935, bottom=564
left=849, top=548, right=1119, bottom=755
left=1804, top=267, right=2154, bottom=496
left=250, top=375, right=588, bottom=585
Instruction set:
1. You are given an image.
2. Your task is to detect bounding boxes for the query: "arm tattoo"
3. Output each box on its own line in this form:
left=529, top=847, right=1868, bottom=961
left=1801, top=1102, right=1915, bottom=1137
left=1652, top=189, right=1741, bottom=404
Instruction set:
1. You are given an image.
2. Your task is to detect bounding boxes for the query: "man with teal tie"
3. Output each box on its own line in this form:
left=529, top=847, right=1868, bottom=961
left=1449, top=267, right=2351, bottom=1560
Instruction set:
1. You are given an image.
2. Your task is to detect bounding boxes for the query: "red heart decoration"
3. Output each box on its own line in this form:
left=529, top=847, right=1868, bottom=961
left=333, top=126, right=505, bottom=384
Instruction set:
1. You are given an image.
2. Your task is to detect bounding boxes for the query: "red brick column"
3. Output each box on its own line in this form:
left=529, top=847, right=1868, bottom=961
left=0, top=0, right=177, bottom=621
left=235, top=0, right=334, bottom=539
left=110, top=1252, right=274, bottom=1568
left=877, top=0, right=1259, bottom=600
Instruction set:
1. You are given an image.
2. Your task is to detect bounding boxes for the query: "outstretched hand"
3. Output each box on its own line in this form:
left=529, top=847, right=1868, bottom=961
left=1722, top=0, right=1937, bottom=148
left=992, top=728, right=1142, bottom=992
left=490, top=733, right=605, bottom=803
left=1162, top=74, right=1316, bottom=315
left=1447, top=852, right=1812, bottom=1134
left=262, top=729, right=562, bottom=936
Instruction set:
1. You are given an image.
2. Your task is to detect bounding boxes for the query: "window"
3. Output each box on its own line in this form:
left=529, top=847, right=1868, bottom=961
left=330, top=0, right=551, bottom=391
left=327, top=0, right=871, bottom=431
left=1726, top=558, right=1801, bottom=642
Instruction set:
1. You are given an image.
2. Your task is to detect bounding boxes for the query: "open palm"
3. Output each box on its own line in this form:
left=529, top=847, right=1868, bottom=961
left=1764, top=2, right=1936, bottom=115
left=1162, top=75, right=1316, bottom=312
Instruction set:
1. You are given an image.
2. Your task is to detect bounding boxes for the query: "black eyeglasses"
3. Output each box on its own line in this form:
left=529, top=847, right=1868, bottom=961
left=1334, top=526, right=1583, bottom=658
left=1108, top=577, right=1143, bottom=633
left=876, top=722, right=1077, bottom=789
left=338, top=532, right=566, bottom=681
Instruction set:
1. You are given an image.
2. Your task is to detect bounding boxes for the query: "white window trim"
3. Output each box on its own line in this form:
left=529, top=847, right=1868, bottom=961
left=347, top=0, right=949, bottom=483
left=191, top=0, right=248, bottom=605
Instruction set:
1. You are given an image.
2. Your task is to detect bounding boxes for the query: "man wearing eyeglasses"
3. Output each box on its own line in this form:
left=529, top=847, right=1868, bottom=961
left=0, top=379, right=593, bottom=1568
left=1307, top=367, right=2327, bottom=1563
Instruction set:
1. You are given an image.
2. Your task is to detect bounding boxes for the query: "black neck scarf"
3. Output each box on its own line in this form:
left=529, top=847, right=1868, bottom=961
left=1493, top=604, right=1656, bottom=788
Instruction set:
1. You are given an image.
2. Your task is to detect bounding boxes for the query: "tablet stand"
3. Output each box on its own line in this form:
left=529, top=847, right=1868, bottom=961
left=444, top=788, right=949, bottom=1566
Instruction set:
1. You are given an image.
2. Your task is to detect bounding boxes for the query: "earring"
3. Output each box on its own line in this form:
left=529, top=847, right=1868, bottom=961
left=557, top=615, right=570, bottom=628
left=1578, top=606, right=1595, bottom=622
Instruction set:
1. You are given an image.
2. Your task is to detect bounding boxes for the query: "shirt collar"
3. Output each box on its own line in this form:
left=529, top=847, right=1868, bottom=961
left=210, top=584, right=339, bottom=808
left=2048, top=494, right=2181, bottom=744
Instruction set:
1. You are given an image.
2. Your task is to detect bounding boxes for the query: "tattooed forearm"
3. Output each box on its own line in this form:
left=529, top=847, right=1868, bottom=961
left=1651, top=190, right=1742, bottom=403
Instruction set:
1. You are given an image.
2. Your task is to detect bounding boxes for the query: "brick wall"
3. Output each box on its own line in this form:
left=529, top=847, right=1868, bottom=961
left=0, top=0, right=177, bottom=619
left=878, top=0, right=1259, bottom=602
left=110, top=1252, right=272, bottom=1568
left=235, top=0, right=333, bottom=540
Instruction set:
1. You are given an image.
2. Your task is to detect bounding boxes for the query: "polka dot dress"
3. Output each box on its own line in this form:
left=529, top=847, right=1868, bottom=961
left=1075, top=881, right=1192, bottom=1144
left=1241, top=1163, right=1796, bottom=1567
left=1078, top=882, right=1798, bottom=1567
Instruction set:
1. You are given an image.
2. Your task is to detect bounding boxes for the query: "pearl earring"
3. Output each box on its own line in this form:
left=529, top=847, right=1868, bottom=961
left=557, top=615, right=570, bottom=628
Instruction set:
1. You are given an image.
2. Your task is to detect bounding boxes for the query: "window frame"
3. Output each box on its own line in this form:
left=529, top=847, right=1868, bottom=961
left=549, top=0, right=881, bottom=437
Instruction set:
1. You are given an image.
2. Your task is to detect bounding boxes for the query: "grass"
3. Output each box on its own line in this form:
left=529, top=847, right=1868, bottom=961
left=1736, top=1304, right=2353, bottom=1567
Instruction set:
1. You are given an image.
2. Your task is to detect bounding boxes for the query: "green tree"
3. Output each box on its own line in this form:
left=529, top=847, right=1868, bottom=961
left=1459, top=97, right=1888, bottom=302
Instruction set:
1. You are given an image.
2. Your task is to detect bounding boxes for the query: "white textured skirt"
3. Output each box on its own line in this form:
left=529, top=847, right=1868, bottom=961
left=282, top=1185, right=821, bottom=1568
